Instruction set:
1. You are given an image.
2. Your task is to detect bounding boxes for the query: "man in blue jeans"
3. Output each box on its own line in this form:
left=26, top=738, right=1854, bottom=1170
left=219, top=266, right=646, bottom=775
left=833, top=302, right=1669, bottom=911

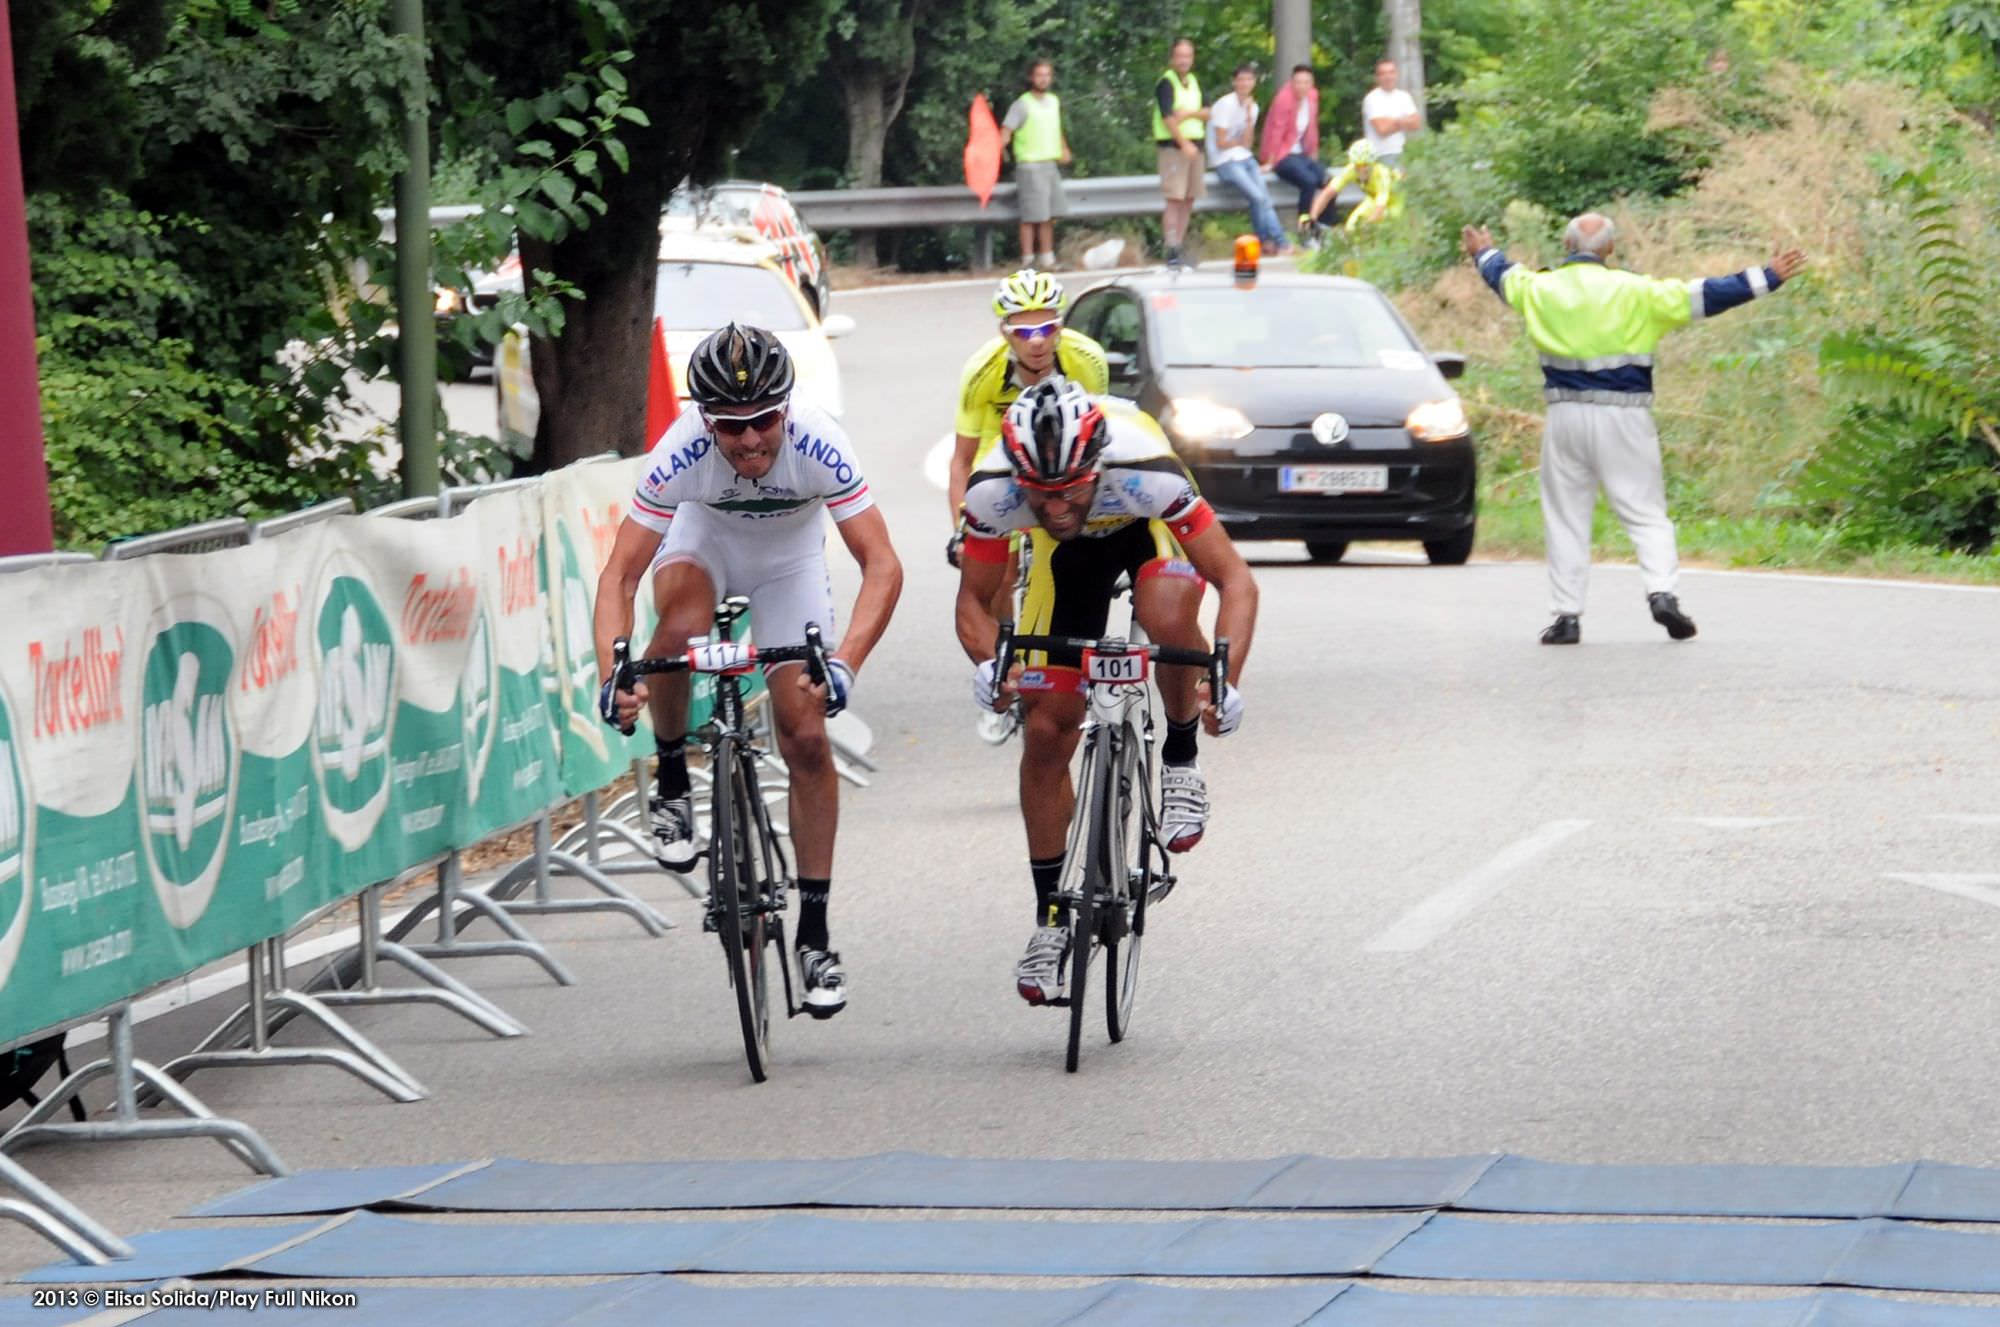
left=1208, top=64, right=1286, bottom=254
left=1260, top=64, right=1327, bottom=248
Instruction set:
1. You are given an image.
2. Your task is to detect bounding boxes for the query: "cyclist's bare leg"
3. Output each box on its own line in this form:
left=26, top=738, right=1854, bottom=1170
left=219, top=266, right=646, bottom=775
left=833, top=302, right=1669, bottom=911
left=1020, top=689, right=1086, bottom=859
left=1134, top=564, right=1207, bottom=725
left=765, top=663, right=837, bottom=879
left=646, top=557, right=719, bottom=740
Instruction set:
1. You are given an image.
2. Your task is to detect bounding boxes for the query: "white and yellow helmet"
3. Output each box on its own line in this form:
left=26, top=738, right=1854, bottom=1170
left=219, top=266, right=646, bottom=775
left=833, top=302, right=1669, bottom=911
left=992, top=268, right=1066, bottom=320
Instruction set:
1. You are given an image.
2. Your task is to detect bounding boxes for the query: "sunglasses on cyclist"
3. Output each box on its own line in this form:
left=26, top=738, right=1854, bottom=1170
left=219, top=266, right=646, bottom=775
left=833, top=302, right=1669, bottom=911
left=1018, top=474, right=1097, bottom=500
left=706, top=405, right=786, bottom=436
left=1005, top=319, right=1063, bottom=342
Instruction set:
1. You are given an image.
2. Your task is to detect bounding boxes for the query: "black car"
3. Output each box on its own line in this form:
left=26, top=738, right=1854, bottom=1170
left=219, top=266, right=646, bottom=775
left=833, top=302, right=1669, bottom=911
left=1067, top=269, right=1476, bottom=564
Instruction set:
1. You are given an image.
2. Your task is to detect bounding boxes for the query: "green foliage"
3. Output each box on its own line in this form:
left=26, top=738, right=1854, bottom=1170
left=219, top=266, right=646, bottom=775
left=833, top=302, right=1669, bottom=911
left=1806, top=168, right=2000, bottom=551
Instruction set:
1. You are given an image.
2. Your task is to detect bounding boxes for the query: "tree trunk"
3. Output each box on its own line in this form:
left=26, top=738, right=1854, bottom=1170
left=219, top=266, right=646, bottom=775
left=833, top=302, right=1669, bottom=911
left=842, top=65, right=892, bottom=190
left=1383, top=0, right=1426, bottom=107
left=1272, top=0, right=1310, bottom=87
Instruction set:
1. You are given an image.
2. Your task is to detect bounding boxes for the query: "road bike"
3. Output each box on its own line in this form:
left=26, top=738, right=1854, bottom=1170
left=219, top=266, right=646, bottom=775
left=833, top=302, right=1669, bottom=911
left=994, top=610, right=1227, bottom=1073
left=610, top=598, right=828, bottom=1083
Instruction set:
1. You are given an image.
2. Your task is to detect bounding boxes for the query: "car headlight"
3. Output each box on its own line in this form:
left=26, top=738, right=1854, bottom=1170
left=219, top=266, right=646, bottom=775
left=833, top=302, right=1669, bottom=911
left=1164, top=398, right=1253, bottom=444
left=433, top=286, right=465, bottom=317
left=1405, top=397, right=1470, bottom=442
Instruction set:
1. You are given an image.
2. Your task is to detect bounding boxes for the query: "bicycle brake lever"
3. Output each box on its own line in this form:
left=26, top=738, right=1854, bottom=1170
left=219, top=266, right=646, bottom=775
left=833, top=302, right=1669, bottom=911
left=610, top=636, right=638, bottom=736
left=994, top=620, right=1016, bottom=687
left=1210, top=637, right=1230, bottom=707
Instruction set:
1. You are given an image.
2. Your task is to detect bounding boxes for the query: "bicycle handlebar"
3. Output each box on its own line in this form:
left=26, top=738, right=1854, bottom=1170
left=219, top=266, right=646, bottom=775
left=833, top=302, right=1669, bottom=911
left=994, top=622, right=1228, bottom=702
left=606, top=624, right=830, bottom=735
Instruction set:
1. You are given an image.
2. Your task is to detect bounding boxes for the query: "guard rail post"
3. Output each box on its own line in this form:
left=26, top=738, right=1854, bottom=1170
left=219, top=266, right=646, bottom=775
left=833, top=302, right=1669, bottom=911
left=401, top=851, right=577, bottom=986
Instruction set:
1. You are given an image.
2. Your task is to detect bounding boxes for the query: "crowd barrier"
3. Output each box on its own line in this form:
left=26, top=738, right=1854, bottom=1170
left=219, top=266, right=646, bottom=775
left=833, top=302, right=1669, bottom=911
left=0, top=457, right=878, bottom=1266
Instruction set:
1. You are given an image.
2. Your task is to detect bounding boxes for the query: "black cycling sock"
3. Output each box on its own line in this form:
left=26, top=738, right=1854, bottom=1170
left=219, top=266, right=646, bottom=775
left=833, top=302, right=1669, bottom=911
left=1163, top=716, right=1200, bottom=766
left=796, top=878, right=831, bottom=953
left=1030, top=856, right=1065, bottom=923
left=654, top=737, right=689, bottom=801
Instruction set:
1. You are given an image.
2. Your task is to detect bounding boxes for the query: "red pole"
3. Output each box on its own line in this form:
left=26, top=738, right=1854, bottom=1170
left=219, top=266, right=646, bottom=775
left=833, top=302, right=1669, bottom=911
left=0, top=0, right=55, bottom=556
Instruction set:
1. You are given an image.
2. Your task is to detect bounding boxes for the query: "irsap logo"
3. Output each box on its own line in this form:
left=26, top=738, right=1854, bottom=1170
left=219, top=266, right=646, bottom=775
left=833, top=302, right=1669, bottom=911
left=137, top=613, right=238, bottom=928
left=0, top=682, right=32, bottom=989
left=312, top=575, right=397, bottom=849
left=460, top=604, right=497, bottom=802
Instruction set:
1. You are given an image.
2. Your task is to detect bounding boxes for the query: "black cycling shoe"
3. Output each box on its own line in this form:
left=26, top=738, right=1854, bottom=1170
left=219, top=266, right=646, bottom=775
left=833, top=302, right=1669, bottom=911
left=1540, top=614, right=1581, bottom=645
left=1648, top=592, right=1698, bottom=640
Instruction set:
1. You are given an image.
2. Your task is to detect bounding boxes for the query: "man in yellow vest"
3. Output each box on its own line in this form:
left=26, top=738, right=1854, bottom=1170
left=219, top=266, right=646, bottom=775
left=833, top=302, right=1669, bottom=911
left=1002, top=59, right=1072, bottom=271
left=1464, top=214, right=1807, bottom=643
left=1152, top=36, right=1207, bottom=269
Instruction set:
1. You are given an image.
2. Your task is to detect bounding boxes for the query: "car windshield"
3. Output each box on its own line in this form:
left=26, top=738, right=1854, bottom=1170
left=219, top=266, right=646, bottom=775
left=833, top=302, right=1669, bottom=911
left=655, top=262, right=805, bottom=331
left=1152, top=287, right=1419, bottom=369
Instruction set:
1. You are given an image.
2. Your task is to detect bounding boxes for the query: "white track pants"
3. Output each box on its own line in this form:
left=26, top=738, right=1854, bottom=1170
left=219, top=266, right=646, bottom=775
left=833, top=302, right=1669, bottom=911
left=1539, top=400, right=1679, bottom=615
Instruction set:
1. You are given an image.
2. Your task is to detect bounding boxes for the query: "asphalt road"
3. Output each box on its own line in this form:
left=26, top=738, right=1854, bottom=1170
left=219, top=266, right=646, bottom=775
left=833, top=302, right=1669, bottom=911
left=6, top=273, right=2000, bottom=1300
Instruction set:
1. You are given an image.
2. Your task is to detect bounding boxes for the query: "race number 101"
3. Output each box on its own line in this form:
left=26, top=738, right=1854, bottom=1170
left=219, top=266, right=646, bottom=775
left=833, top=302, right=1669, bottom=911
left=1082, top=648, right=1148, bottom=686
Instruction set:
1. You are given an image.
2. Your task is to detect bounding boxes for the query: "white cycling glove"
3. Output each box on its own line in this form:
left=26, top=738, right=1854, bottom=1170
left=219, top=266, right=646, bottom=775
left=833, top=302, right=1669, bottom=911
left=972, top=658, right=1002, bottom=712
left=822, top=659, right=855, bottom=717
left=597, top=675, right=631, bottom=734
left=1210, top=683, right=1245, bottom=736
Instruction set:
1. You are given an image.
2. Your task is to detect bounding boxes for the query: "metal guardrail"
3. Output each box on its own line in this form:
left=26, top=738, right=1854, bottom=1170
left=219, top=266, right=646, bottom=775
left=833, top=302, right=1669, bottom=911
left=102, top=516, right=252, bottom=561
left=251, top=497, right=355, bottom=542
left=790, top=171, right=1359, bottom=233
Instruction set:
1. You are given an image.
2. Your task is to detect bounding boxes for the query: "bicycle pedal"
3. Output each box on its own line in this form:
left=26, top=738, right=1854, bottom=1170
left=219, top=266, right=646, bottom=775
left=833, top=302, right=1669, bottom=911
left=1148, top=874, right=1178, bottom=903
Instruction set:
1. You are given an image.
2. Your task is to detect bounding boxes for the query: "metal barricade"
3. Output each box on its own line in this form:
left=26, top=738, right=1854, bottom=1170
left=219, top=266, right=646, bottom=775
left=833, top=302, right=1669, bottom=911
left=251, top=497, right=355, bottom=541
left=102, top=515, right=251, bottom=560
left=366, top=494, right=447, bottom=520
left=0, top=551, right=95, bottom=575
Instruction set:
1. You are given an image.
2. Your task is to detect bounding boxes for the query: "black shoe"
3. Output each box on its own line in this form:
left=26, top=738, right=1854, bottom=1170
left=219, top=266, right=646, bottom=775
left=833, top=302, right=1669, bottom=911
left=1648, top=592, right=1698, bottom=640
left=1540, top=614, right=1581, bottom=645
left=1164, top=245, right=1184, bottom=270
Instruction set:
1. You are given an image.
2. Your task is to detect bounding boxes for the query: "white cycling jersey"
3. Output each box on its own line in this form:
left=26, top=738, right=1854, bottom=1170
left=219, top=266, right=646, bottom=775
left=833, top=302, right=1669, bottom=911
left=629, top=399, right=874, bottom=535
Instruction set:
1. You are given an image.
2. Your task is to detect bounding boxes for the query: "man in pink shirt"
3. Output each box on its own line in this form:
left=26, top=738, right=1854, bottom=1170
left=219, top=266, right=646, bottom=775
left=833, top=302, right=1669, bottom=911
left=1260, top=64, right=1328, bottom=247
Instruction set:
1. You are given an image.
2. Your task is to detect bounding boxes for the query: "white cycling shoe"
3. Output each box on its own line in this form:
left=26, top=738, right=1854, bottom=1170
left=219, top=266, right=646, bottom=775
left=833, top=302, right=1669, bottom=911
left=648, top=795, right=699, bottom=873
left=1159, top=762, right=1210, bottom=854
left=797, top=947, right=848, bottom=1019
left=1015, top=923, right=1070, bottom=1006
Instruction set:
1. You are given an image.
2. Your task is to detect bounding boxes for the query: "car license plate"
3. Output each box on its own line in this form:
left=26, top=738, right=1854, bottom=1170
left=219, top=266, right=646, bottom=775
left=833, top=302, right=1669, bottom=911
left=1280, top=465, right=1388, bottom=494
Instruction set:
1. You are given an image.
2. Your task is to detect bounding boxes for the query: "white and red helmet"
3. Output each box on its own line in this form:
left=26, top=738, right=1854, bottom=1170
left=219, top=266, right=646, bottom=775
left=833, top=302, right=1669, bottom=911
left=1000, top=377, right=1107, bottom=488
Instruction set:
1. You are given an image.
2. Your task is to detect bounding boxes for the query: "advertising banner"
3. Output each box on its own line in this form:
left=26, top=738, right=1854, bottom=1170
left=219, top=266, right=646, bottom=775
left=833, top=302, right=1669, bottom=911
left=0, top=457, right=759, bottom=1046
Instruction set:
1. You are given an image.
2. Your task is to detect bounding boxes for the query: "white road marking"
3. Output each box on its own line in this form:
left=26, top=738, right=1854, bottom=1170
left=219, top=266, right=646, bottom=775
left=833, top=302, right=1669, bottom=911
left=1678, top=566, right=2000, bottom=595
left=1670, top=816, right=1807, bottom=830
left=925, top=431, right=955, bottom=492
left=1927, top=814, right=2000, bottom=826
left=1887, top=873, right=2000, bottom=909
left=1364, top=820, right=1593, bottom=953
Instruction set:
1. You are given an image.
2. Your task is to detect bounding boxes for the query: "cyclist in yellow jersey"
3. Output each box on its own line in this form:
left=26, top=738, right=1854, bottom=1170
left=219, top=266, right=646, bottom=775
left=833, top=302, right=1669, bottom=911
left=946, top=269, right=1109, bottom=550
left=1307, top=139, right=1399, bottom=237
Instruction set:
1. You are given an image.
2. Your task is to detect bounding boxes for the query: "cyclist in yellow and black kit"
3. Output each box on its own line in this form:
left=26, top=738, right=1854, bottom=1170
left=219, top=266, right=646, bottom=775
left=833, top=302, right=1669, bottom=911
left=946, top=269, right=1109, bottom=560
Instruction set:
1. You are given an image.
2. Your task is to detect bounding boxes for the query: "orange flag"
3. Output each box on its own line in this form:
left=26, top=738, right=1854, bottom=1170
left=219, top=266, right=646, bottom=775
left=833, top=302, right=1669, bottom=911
left=964, top=93, right=1002, bottom=207
left=645, top=316, right=678, bottom=444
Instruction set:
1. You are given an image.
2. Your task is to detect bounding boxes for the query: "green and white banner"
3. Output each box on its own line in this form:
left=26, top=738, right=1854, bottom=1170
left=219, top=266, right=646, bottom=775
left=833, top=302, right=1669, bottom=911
left=0, top=459, right=696, bottom=1046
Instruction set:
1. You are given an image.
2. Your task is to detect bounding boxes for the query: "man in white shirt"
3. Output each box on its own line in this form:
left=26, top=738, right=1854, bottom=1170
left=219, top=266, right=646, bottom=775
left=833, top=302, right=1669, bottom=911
left=1207, top=64, right=1285, bottom=253
left=1361, top=59, right=1422, bottom=166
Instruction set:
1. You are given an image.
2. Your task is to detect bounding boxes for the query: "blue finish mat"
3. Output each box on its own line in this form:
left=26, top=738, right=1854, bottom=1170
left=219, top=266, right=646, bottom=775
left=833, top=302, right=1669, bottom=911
left=185, top=1153, right=2000, bottom=1222
left=27, top=1209, right=2000, bottom=1294
left=16, top=1282, right=2000, bottom=1326
left=1377, top=1215, right=2000, bottom=1292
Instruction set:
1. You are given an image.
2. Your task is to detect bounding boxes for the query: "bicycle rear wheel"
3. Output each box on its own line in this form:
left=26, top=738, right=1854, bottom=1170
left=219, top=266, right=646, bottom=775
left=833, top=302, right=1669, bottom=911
left=1102, top=728, right=1145, bottom=1043
left=710, top=737, right=769, bottom=1083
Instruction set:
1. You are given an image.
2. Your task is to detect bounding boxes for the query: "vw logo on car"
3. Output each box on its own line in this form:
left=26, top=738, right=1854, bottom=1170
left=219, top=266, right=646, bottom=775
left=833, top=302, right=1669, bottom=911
left=1311, top=412, right=1351, bottom=446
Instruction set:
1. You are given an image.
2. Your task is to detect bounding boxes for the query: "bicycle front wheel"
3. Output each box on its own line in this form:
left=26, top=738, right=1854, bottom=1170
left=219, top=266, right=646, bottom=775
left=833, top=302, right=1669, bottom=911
left=710, top=737, right=769, bottom=1083
left=1103, top=727, right=1145, bottom=1044
left=1063, top=735, right=1105, bottom=1075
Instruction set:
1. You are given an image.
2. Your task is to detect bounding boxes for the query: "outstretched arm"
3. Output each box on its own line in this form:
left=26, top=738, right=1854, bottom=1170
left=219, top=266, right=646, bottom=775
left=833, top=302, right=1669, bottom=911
left=829, top=507, right=902, bottom=674
left=1462, top=224, right=1519, bottom=306
left=1684, top=247, right=1807, bottom=320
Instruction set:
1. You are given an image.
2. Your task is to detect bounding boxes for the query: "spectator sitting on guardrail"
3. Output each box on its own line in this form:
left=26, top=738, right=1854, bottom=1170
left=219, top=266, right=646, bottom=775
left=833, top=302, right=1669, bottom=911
left=1003, top=58, right=1072, bottom=271
left=1153, top=36, right=1207, bottom=270
left=1261, top=64, right=1328, bottom=251
left=1208, top=64, right=1287, bottom=256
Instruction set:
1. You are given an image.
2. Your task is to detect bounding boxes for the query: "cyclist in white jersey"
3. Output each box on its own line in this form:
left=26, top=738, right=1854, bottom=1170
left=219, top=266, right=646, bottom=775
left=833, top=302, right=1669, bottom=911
left=594, top=324, right=904, bottom=1017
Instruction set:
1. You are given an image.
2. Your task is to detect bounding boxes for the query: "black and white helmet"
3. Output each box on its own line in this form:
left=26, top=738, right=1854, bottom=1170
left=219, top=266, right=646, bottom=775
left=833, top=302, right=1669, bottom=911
left=1000, top=377, right=1107, bottom=487
left=686, top=322, right=794, bottom=409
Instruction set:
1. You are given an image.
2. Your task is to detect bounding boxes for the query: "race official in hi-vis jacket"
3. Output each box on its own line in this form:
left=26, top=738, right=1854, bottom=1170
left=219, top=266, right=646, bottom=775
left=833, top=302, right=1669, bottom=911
left=1463, top=214, right=1807, bottom=644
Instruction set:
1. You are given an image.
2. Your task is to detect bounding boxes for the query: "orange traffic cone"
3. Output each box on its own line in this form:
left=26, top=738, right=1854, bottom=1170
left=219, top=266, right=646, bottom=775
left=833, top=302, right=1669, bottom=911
left=645, top=316, right=678, bottom=445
